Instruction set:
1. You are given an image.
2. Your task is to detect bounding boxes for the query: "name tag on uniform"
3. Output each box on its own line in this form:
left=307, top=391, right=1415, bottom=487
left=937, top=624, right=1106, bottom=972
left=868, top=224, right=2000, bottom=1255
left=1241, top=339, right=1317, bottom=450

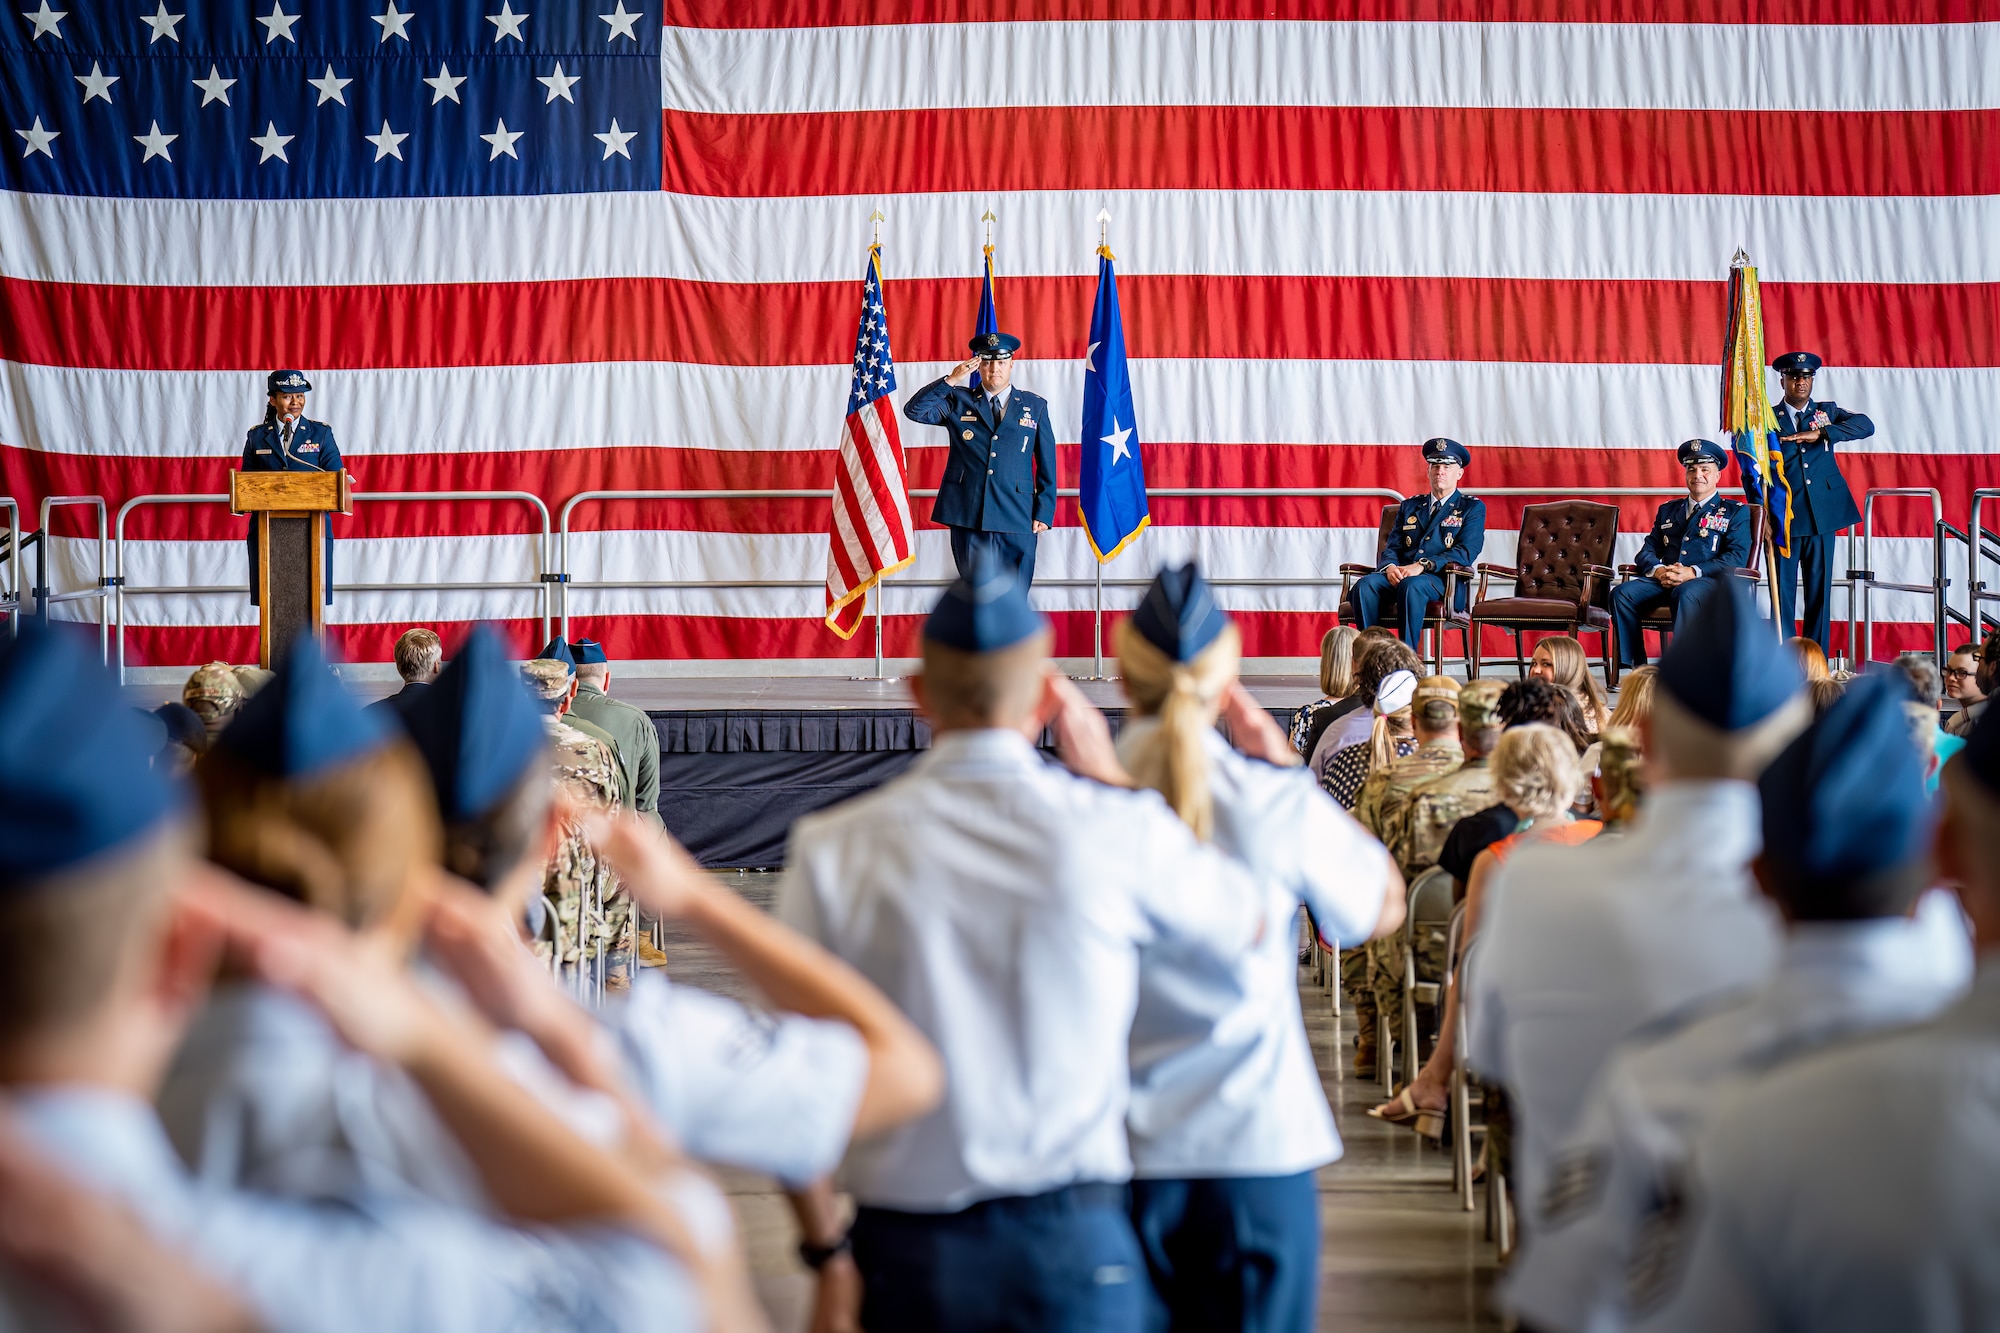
left=255, top=448, right=273, bottom=455
left=959, top=412, right=977, bottom=421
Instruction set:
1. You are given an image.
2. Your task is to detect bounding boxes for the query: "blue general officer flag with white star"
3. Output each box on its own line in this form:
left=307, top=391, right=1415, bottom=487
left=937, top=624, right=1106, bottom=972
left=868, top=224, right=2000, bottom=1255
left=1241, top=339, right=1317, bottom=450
left=1, top=0, right=658, bottom=198
left=1078, top=250, right=1149, bottom=562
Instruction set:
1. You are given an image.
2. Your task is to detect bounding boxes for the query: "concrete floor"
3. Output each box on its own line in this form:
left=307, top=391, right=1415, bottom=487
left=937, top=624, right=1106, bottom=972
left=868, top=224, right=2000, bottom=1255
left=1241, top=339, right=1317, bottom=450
left=663, top=873, right=1500, bottom=1332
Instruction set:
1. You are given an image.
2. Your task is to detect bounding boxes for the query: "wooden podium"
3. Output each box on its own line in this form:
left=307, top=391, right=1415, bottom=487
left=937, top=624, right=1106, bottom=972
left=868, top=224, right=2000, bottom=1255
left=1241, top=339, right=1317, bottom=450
left=232, top=469, right=352, bottom=668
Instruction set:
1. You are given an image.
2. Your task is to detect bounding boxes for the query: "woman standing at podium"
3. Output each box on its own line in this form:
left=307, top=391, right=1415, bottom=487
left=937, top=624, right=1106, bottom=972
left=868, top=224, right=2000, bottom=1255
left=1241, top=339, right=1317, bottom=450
left=243, top=370, right=343, bottom=605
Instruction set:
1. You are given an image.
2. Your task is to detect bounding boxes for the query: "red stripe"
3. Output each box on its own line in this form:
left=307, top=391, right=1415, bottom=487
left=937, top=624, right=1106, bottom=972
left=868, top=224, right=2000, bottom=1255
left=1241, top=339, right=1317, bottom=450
left=832, top=430, right=888, bottom=574
left=664, top=1, right=2000, bottom=26
left=848, top=403, right=914, bottom=555
left=8, top=443, right=1977, bottom=541
left=663, top=105, right=2000, bottom=198
left=112, top=610, right=1959, bottom=674
left=7, top=275, right=1995, bottom=371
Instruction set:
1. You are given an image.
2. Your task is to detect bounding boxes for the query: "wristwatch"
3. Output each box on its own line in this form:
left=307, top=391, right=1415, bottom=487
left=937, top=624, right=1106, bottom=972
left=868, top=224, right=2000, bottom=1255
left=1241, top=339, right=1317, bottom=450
left=1418, top=558, right=1436, bottom=573
left=798, top=1233, right=853, bottom=1271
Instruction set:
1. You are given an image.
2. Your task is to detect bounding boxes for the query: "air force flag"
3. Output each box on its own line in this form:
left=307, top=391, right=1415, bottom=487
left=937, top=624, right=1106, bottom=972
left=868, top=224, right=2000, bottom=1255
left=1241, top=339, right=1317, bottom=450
left=1079, top=251, right=1150, bottom=562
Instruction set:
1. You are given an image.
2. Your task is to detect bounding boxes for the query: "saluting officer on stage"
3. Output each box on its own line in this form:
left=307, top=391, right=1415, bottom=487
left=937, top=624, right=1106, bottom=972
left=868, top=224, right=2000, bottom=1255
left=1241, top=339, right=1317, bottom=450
left=241, top=369, right=343, bottom=605
left=1771, top=351, right=1873, bottom=651
left=904, top=331, right=1058, bottom=588
left=1610, top=439, right=1752, bottom=669
left=1349, top=438, right=1486, bottom=645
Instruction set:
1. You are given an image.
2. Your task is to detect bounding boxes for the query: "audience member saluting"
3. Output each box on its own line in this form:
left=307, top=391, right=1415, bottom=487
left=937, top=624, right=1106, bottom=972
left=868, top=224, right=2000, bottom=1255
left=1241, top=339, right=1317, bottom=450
left=1348, top=438, right=1486, bottom=646
left=1769, top=351, right=1873, bottom=652
left=1632, top=688, right=2000, bottom=1333
left=0, top=625, right=721, bottom=1332
left=1466, top=577, right=1808, bottom=1231
left=1115, top=564, right=1405, bottom=1333
left=904, top=331, right=1058, bottom=587
left=777, top=550, right=1275, bottom=1332
left=1510, top=670, right=1972, bottom=1333
left=1611, top=440, right=1751, bottom=671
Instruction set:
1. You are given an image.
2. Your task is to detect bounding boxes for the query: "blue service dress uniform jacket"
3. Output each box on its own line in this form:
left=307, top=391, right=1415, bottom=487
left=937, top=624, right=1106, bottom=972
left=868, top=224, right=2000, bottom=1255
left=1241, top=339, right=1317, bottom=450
left=1611, top=494, right=1753, bottom=666
left=1772, top=397, right=1873, bottom=649
left=1348, top=491, right=1487, bottom=643
left=241, top=416, right=342, bottom=605
left=904, top=378, right=1058, bottom=534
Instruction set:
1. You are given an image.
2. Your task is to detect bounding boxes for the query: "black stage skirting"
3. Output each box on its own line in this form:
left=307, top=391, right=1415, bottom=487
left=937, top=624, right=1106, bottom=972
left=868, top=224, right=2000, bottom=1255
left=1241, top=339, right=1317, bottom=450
left=650, top=704, right=1294, bottom=869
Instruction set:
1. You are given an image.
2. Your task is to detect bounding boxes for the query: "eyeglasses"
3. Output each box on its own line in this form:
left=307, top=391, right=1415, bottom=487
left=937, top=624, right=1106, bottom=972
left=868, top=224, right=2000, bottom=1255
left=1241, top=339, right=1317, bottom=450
left=1945, top=667, right=1978, bottom=679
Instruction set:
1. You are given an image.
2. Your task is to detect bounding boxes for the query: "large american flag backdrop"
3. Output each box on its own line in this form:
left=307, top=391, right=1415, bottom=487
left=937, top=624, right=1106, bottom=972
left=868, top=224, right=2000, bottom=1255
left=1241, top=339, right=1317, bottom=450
left=3, top=1, right=1994, bottom=667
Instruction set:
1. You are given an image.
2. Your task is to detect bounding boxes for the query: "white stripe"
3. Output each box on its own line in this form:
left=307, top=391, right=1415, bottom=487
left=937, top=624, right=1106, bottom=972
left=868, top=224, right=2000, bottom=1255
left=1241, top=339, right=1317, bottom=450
left=837, top=414, right=896, bottom=562
left=6, top=188, right=1995, bottom=287
left=662, top=20, right=2000, bottom=114
left=855, top=401, right=915, bottom=544
left=64, top=528, right=1949, bottom=625
left=7, top=358, right=1991, bottom=459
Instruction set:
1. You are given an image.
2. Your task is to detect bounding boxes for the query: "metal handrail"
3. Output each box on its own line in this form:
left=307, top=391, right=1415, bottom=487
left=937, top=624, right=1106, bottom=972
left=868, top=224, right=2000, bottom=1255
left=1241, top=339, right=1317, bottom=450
left=1853, top=488, right=1945, bottom=665
left=1971, top=488, right=2000, bottom=641
left=557, top=485, right=1408, bottom=677
left=112, top=490, right=555, bottom=683
left=37, top=496, right=109, bottom=661
left=0, top=498, right=19, bottom=636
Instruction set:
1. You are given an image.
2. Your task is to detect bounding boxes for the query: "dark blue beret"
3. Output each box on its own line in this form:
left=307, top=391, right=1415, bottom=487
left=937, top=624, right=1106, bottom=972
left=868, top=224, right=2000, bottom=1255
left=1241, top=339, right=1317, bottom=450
left=267, top=369, right=311, bottom=394
left=213, top=634, right=393, bottom=778
left=1131, top=562, right=1230, bottom=664
left=924, top=546, right=1047, bottom=653
left=970, top=331, right=1020, bottom=359
left=153, top=702, right=208, bottom=752
left=0, top=622, right=184, bottom=885
left=402, top=626, right=549, bottom=822
left=1772, top=352, right=1822, bottom=375
left=1961, top=690, right=2000, bottom=799
left=1657, top=576, right=1803, bottom=730
left=1759, top=670, right=1931, bottom=888
left=1422, top=437, right=1470, bottom=467
left=1677, top=439, right=1730, bottom=469
left=570, top=638, right=609, bottom=665
left=533, top=636, right=577, bottom=674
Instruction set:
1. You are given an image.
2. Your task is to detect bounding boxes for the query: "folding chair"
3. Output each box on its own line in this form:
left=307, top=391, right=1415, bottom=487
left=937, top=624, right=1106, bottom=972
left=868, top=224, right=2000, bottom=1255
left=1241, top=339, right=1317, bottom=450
left=1400, top=865, right=1456, bottom=1088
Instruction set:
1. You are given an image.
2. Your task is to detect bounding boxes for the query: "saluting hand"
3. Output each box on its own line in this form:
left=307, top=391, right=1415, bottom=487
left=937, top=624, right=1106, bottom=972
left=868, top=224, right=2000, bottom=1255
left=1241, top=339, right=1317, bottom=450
left=945, top=356, right=982, bottom=387
left=1779, top=429, right=1823, bottom=444
left=1221, top=683, right=1301, bottom=768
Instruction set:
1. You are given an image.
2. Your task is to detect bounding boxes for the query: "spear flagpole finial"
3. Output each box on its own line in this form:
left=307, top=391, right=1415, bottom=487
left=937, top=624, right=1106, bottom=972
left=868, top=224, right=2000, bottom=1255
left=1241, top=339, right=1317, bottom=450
left=981, top=208, right=996, bottom=251
left=1730, top=247, right=1751, bottom=268
left=1096, top=208, right=1113, bottom=260
left=869, top=207, right=884, bottom=245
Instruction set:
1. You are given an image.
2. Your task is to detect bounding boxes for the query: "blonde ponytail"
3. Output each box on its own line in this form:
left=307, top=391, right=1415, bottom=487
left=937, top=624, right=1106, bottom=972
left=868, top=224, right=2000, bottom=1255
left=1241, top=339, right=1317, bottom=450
left=1116, top=618, right=1242, bottom=842
left=1367, top=708, right=1414, bottom=772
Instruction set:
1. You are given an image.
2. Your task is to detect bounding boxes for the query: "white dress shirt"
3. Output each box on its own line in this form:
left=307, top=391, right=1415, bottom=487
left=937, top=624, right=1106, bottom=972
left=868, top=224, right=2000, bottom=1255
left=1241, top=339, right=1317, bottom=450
left=3, top=1085, right=697, bottom=1333
left=608, top=971, right=869, bottom=1188
left=1465, top=780, right=1783, bottom=1219
left=1634, top=958, right=2000, bottom=1333
left=1117, top=723, right=1393, bottom=1178
left=777, top=728, right=1267, bottom=1211
left=1505, top=909, right=1971, bottom=1333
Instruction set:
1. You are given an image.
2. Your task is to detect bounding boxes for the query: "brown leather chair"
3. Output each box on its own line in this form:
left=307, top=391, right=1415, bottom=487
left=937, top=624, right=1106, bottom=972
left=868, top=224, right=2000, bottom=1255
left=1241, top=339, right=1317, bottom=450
left=1608, top=505, right=1766, bottom=686
left=1338, top=504, right=1472, bottom=675
left=1466, top=501, right=1619, bottom=680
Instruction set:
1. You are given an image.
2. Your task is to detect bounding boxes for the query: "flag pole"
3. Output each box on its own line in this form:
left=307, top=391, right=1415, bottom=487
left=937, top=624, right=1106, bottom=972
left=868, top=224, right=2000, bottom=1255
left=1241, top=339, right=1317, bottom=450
left=1730, top=249, right=1788, bottom=643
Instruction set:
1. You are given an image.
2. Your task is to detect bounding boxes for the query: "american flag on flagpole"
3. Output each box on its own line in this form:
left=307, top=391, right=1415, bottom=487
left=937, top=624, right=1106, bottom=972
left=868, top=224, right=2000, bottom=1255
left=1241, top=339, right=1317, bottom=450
left=824, top=244, right=914, bottom=639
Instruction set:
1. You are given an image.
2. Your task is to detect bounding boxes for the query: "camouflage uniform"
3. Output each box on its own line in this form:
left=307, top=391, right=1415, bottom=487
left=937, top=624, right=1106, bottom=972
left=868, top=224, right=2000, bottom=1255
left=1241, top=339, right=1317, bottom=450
left=1370, top=679, right=1508, bottom=1052
left=182, top=661, right=245, bottom=743
left=1358, top=736, right=1463, bottom=1046
left=520, top=658, right=632, bottom=997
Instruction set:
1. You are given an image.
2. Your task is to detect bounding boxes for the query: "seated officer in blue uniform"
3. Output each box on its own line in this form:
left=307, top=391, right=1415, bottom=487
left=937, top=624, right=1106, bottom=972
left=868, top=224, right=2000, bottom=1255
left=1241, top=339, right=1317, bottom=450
left=1610, top=439, right=1753, bottom=669
left=1771, top=350, right=1872, bottom=651
left=1348, top=438, right=1486, bottom=644
left=241, top=369, right=344, bottom=605
left=903, top=331, right=1058, bottom=588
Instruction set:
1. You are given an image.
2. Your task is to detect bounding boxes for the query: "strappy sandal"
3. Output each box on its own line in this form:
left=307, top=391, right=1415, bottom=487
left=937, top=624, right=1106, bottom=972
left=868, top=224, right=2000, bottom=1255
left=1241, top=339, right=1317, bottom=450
left=1368, top=1086, right=1445, bottom=1141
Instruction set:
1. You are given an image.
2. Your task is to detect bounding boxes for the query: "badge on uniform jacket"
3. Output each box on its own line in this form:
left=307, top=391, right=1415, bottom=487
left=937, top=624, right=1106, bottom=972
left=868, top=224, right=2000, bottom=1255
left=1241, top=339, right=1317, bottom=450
left=962, top=429, right=974, bottom=440
left=1020, top=414, right=1036, bottom=429
left=1404, top=517, right=1419, bottom=528
left=1699, top=513, right=1726, bottom=534
left=297, top=441, right=318, bottom=452
left=1442, top=514, right=1462, bottom=528
left=1811, top=411, right=1830, bottom=429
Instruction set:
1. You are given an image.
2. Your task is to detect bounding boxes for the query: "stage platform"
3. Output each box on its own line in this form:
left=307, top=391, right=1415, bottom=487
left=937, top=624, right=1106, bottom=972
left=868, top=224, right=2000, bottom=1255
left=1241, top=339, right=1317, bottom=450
left=129, top=673, right=1330, bottom=868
